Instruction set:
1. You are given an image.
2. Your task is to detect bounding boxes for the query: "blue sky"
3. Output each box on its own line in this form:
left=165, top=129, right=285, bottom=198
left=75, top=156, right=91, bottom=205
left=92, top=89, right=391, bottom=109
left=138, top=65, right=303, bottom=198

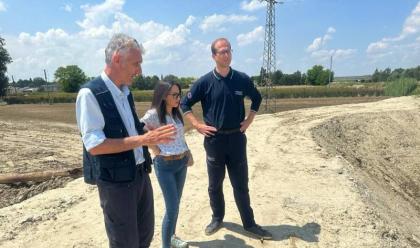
left=0, top=0, right=419, bottom=80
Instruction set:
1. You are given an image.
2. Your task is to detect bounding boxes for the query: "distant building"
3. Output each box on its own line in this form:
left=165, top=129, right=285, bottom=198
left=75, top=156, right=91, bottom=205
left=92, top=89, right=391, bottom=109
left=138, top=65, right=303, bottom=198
left=22, top=87, right=38, bottom=93
left=41, top=83, right=60, bottom=92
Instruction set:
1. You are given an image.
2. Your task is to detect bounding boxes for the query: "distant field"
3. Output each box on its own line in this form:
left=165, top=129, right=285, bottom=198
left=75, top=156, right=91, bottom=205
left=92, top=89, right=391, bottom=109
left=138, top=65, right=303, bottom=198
left=0, top=96, right=388, bottom=132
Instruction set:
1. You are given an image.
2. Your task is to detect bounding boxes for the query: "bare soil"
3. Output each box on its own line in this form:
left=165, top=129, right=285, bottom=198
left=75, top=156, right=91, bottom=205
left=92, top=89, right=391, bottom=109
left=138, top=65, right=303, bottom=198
left=311, top=110, right=420, bottom=247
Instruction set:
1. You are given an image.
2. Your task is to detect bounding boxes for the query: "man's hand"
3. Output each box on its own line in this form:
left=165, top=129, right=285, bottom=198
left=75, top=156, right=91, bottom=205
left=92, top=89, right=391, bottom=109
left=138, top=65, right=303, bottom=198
left=184, top=112, right=216, bottom=137
left=240, top=111, right=256, bottom=133
left=193, top=122, right=217, bottom=137
left=141, top=124, right=176, bottom=146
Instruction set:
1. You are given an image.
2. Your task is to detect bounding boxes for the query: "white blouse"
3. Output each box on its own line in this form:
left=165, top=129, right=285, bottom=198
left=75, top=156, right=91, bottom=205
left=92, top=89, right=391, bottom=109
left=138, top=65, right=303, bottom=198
left=140, top=108, right=189, bottom=156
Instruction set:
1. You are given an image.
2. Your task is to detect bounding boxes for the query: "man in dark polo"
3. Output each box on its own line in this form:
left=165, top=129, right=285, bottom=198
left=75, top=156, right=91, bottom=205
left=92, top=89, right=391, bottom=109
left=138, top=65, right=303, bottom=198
left=76, top=33, right=175, bottom=248
left=180, top=37, right=272, bottom=240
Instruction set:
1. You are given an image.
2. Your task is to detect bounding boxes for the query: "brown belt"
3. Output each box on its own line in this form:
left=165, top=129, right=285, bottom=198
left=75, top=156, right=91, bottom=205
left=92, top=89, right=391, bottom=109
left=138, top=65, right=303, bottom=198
left=160, top=151, right=188, bottom=161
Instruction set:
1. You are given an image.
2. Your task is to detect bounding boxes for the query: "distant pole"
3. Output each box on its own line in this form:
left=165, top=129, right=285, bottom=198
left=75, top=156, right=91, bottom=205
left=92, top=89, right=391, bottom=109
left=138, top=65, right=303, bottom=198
left=44, top=69, right=52, bottom=104
left=328, top=55, right=333, bottom=86
left=12, top=75, right=17, bottom=95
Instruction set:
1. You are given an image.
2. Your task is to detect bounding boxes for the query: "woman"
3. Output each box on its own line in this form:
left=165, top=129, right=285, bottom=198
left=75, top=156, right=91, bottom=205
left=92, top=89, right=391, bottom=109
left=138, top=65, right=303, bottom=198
left=141, top=81, right=190, bottom=248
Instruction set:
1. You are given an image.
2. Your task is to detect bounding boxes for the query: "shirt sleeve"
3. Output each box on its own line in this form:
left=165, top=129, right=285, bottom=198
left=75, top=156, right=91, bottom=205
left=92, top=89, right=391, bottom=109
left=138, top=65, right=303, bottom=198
left=244, top=76, right=262, bottom=112
left=140, top=109, right=160, bottom=130
left=180, top=79, right=204, bottom=114
left=75, top=88, right=106, bottom=151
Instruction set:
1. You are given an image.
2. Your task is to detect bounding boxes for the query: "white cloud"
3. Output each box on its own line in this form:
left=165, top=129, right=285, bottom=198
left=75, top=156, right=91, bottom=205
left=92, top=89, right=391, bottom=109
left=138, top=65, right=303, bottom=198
left=240, top=0, right=266, bottom=12
left=306, top=27, right=337, bottom=52
left=77, top=0, right=124, bottom=31
left=307, top=37, right=322, bottom=52
left=310, top=49, right=357, bottom=62
left=185, top=15, right=196, bottom=27
left=401, top=1, right=420, bottom=37
left=305, top=27, right=356, bottom=62
left=367, top=1, right=420, bottom=57
left=63, top=4, right=72, bottom=12
left=366, top=41, right=389, bottom=54
left=237, top=26, right=264, bottom=46
left=6, top=1, right=204, bottom=80
left=199, top=14, right=257, bottom=32
left=327, top=27, right=336, bottom=34
left=0, top=1, right=6, bottom=12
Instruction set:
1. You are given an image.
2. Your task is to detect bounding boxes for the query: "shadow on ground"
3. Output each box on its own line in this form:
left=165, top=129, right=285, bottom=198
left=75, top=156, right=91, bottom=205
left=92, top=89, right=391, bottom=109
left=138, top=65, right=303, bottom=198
left=188, top=222, right=321, bottom=247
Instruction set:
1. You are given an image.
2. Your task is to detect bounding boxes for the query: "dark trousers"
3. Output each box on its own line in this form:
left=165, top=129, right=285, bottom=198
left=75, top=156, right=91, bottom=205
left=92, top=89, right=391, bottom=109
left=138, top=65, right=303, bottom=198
left=204, top=132, right=256, bottom=228
left=98, top=166, right=154, bottom=248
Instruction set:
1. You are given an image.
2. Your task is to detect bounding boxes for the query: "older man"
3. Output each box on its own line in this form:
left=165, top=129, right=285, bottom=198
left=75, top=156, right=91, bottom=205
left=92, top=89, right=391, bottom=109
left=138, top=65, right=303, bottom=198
left=180, top=37, right=272, bottom=240
left=76, top=33, right=175, bottom=248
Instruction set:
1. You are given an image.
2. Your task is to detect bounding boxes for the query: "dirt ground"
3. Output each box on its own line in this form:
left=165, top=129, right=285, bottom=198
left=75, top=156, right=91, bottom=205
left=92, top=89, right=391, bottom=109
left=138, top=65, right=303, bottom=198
left=0, top=96, right=419, bottom=248
left=0, top=97, right=387, bottom=209
left=311, top=110, right=420, bottom=247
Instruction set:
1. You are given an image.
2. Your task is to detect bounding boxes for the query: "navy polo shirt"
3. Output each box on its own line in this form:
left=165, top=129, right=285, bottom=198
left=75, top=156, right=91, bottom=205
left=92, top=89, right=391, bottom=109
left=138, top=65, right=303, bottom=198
left=180, top=67, right=262, bottom=130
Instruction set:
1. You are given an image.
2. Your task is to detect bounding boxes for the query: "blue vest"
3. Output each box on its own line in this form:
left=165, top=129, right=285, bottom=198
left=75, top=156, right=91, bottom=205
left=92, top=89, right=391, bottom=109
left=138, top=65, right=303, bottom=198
left=80, top=77, right=152, bottom=185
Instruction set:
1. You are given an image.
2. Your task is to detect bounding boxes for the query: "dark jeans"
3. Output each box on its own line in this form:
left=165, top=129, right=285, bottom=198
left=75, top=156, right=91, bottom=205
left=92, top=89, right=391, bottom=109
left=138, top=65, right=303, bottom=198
left=98, top=165, right=154, bottom=248
left=204, top=131, right=256, bottom=228
left=153, top=155, right=188, bottom=248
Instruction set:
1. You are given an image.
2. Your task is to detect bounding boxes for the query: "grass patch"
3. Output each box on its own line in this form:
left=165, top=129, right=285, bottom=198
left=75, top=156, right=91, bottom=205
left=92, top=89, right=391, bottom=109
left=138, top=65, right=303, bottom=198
left=384, top=78, right=418, bottom=97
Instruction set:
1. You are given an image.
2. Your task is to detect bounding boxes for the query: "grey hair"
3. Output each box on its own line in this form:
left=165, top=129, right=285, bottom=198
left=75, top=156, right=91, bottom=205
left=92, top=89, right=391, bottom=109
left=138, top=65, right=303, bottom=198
left=211, top=37, right=231, bottom=55
left=105, top=33, right=145, bottom=64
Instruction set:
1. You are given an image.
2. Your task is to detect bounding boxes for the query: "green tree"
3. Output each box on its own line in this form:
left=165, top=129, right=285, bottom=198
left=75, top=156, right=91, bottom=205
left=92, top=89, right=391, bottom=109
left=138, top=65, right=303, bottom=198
left=54, top=65, right=87, bottom=92
left=163, top=74, right=178, bottom=82
left=178, top=77, right=195, bottom=89
left=0, top=37, right=12, bottom=97
left=271, top=70, right=283, bottom=85
left=306, top=65, right=332, bottom=85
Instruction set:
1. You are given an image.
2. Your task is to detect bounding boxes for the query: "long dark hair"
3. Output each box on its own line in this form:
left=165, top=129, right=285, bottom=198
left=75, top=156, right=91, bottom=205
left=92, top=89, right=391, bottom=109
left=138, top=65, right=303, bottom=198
left=151, top=81, right=184, bottom=126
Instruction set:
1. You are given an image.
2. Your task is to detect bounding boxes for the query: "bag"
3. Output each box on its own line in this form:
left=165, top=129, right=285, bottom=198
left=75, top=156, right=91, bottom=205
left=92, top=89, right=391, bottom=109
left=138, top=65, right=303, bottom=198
left=186, top=150, right=194, bottom=167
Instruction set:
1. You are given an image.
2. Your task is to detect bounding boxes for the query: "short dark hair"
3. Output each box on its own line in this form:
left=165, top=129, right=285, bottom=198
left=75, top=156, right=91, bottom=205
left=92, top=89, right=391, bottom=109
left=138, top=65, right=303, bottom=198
left=211, top=38, right=231, bottom=55
left=151, top=81, right=184, bottom=126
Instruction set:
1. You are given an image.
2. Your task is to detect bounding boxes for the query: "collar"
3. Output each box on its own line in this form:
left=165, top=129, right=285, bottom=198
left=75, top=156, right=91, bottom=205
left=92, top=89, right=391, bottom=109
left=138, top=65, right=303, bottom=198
left=101, top=71, right=130, bottom=97
left=213, top=67, right=234, bottom=81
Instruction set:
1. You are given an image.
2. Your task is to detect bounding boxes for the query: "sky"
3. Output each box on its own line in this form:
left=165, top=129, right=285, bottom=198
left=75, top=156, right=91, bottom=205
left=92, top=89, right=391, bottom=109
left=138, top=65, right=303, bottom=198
left=0, top=0, right=419, bottom=81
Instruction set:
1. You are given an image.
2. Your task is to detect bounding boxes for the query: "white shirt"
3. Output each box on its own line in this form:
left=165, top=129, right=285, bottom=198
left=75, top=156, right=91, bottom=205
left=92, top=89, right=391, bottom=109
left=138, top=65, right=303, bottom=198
left=141, top=108, right=188, bottom=156
left=75, top=71, right=145, bottom=165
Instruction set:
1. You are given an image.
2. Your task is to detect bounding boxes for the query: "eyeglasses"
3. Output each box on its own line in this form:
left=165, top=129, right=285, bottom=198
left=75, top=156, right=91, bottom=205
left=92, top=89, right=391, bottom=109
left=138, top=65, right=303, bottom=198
left=168, top=93, right=182, bottom=99
left=215, top=49, right=233, bottom=56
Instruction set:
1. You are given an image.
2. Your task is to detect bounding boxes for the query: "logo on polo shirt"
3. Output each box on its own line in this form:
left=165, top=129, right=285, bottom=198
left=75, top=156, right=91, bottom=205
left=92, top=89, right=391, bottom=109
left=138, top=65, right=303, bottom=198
left=234, top=91, right=243, bottom=96
left=187, top=92, right=192, bottom=99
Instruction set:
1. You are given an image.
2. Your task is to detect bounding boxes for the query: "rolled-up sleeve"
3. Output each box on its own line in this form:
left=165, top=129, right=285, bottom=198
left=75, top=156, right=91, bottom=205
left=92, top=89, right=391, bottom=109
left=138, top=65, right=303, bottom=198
left=180, top=80, right=203, bottom=114
left=75, top=88, right=106, bottom=151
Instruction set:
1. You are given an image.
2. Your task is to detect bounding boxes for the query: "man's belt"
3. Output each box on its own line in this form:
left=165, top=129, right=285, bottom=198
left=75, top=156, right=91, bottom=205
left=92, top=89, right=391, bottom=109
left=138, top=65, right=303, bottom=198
left=217, top=128, right=241, bottom=135
left=160, top=151, right=189, bottom=161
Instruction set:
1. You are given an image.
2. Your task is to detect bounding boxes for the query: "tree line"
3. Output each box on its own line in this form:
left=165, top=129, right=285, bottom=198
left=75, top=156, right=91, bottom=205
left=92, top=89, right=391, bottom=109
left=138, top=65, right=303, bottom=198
left=372, top=66, right=420, bottom=82
left=252, top=65, right=334, bottom=86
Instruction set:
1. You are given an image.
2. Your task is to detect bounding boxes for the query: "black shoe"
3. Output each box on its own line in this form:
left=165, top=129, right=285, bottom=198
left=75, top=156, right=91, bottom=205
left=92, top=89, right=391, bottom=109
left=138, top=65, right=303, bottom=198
left=205, top=219, right=223, bottom=236
left=244, top=224, right=273, bottom=240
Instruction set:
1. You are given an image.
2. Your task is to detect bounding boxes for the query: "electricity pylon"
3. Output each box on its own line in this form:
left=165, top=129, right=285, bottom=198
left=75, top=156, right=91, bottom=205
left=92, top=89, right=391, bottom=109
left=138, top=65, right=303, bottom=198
left=260, top=0, right=283, bottom=112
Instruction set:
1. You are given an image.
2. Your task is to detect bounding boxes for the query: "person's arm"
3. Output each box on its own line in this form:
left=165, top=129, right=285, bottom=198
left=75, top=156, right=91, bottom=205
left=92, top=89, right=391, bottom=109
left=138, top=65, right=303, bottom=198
left=184, top=112, right=217, bottom=137
left=139, top=109, right=161, bottom=156
left=88, top=125, right=174, bottom=155
left=240, top=76, right=262, bottom=132
left=180, top=80, right=217, bottom=136
left=240, top=111, right=257, bottom=132
left=76, top=89, right=175, bottom=156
